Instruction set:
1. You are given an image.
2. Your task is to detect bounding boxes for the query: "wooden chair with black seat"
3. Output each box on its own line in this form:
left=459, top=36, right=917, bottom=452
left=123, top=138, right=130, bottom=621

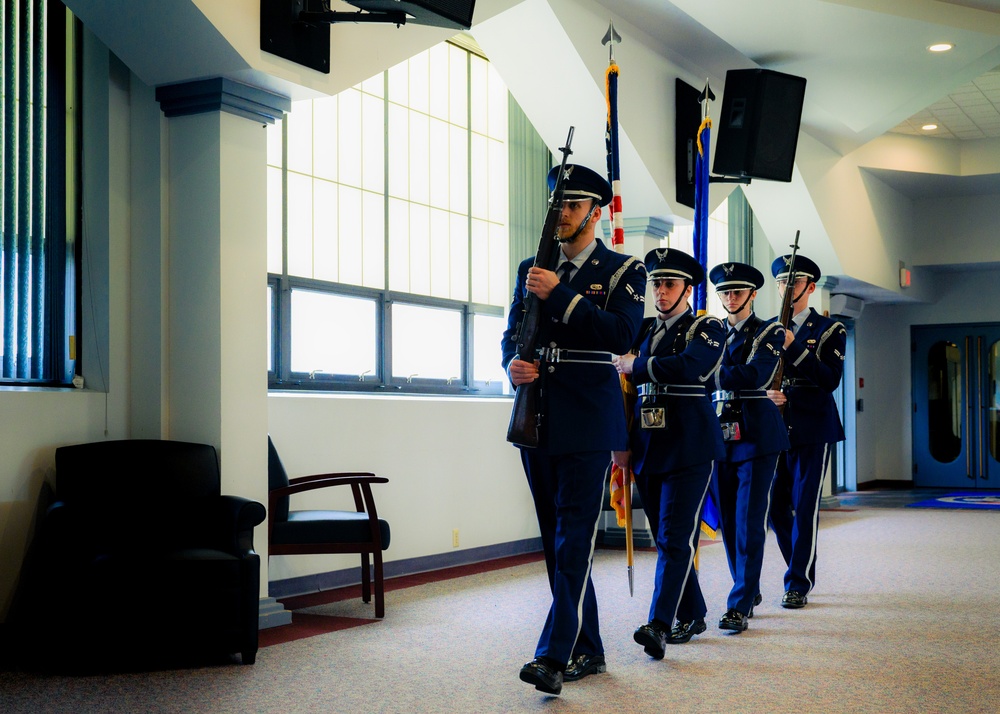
left=267, top=436, right=391, bottom=617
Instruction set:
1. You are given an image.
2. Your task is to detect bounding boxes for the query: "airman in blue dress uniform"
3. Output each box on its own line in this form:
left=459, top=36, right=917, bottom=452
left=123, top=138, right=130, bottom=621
left=613, top=248, right=725, bottom=659
left=708, top=262, right=789, bottom=632
left=766, top=254, right=846, bottom=609
left=502, top=164, right=646, bottom=695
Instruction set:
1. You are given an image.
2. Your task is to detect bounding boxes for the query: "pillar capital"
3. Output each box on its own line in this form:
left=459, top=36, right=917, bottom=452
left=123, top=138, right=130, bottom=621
left=617, top=216, right=674, bottom=260
left=155, top=78, right=290, bottom=124
left=623, top=216, right=673, bottom=241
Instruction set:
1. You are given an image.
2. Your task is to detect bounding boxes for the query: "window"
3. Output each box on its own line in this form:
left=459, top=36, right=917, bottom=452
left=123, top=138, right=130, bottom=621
left=267, top=40, right=515, bottom=395
left=0, top=0, right=77, bottom=385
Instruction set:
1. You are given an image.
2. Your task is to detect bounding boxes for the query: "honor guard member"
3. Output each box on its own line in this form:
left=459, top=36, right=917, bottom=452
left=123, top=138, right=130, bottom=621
left=612, top=248, right=725, bottom=659
left=766, top=254, right=846, bottom=609
left=501, top=164, right=646, bottom=695
left=708, top=262, right=790, bottom=632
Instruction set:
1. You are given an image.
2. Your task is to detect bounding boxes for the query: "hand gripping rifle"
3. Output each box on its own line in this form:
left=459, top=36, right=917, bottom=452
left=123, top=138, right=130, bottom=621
left=770, top=230, right=801, bottom=414
left=506, top=127, right=575, bottom=448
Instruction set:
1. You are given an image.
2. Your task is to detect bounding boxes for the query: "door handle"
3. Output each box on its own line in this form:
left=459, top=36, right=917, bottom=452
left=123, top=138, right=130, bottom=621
left=980, top=336, right=989, bottom=481
left=966, top=336, right=973, bottom=480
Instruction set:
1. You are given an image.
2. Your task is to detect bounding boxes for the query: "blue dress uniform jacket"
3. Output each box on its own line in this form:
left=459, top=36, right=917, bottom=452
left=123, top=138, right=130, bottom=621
left=710, top=315, right=790, bottom=616
left=630, top=312, right=727, bottom=473
left=773, top=307, right=847, bottom=445
left=768, top=307, right=847, bottom=597
left=629, top=310, right=725, bottom=627
left=502, top=239, right=646, bottom=454
left=712, top=318, right=790, bottom=461
left=501, top=238, right=645, bottom=669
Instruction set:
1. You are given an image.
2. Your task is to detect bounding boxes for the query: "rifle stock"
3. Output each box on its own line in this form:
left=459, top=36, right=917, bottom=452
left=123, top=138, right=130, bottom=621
left=507, top=127, right=575, bottom=448
left=770, top=230, right=801, bottom=412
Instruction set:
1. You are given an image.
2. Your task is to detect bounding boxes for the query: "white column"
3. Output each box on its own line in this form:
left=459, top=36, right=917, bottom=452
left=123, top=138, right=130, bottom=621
left=157, top=79, right=289, bottom=602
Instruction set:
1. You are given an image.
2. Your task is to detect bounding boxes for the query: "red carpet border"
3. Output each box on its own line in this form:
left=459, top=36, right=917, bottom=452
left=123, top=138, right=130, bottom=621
left=262, top=551, right=547, bottom=647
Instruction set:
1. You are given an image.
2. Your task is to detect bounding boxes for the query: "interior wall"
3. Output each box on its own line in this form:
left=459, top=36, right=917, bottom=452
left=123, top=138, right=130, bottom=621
left=0, top=31, right=127, bottom=624
left=851, top=267, right=1000, bottom=486
left=853, top=304, right=910, bottom=484
left=912, top=192, right=1000, bottom=267
left=0, top=393, right=112, bottom=622
left=266, top=395, right=537, bottom=582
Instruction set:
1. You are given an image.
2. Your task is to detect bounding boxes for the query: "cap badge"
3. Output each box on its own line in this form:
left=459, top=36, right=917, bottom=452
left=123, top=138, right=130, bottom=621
left=723, top=264, right=735, bottom=276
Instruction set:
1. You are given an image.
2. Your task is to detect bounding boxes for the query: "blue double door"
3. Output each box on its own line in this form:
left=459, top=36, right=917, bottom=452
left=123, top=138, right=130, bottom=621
left=912, top=324, right=1000, bottom=489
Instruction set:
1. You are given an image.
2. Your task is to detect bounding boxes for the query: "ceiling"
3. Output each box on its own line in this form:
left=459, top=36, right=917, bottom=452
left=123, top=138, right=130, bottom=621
left=556, top=0, right=1000, bottom=304
left=891, top=67, right=1000, bottom=139
left=64, top=0, right=1000, bottom=304
left=593, top=0, right=1000, bottom=193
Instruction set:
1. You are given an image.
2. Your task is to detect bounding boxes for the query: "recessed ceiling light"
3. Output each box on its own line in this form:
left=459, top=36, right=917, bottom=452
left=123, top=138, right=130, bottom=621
left=928, top=43, right=954, bottom=52
left=922, top=124, right=938, bottom=131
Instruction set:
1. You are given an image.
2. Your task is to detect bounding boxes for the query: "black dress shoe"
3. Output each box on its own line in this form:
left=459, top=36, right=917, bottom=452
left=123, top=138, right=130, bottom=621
left=719, top=608, right=749, bottom=632
left=749, top=592, right=763, bottom=618
left=633, top=621, right=670, bottom=659
left=667, top=618, right=707, bottom=644
left=519, top=658, right=563, bottom=695
left=781, top=590, right=808, bottom=609
left=563, top=653, right=607, bottom=682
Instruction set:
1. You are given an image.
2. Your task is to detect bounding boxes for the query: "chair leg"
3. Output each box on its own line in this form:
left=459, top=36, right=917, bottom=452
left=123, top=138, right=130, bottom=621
left=361, top=552, right=371, bottom=603
left=373, top=549, right=385, bottom=618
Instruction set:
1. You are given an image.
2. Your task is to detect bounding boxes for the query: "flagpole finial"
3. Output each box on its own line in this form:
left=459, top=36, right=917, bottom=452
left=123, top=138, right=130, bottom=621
left=698, top=79, right=715, bottom=119
left=602, top=19, right=622, bottom=63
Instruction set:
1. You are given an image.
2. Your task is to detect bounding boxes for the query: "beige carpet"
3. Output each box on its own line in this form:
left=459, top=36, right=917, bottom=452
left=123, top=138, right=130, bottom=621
left=2, top=506, right=999, bottom=713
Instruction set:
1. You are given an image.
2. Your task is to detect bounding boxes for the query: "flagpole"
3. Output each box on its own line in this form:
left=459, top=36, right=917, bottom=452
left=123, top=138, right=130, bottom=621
left=693, top=79, right=714, bottom=317
left=692, top=79, right=719, bottom=573
left=603, top=19, right=634, bottom=597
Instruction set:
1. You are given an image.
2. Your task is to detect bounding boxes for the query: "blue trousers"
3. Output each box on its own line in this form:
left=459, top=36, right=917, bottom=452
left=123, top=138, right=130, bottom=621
left=713, top=452, right=779, bottom=614
left=769, top=442, right=832, bottom=594
left=637, top=461, right=713, bottom=625
left=521, top=449, right=606, bottom=666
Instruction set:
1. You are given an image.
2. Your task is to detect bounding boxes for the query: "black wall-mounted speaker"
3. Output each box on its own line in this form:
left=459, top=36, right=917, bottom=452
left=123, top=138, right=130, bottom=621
left=674, top=78, right=701, bottom=210
left=346, top=0, right=476, bottom=29
left=712, top=68, right=806, bottom=182
left=261, top=1, right=477, bottom=75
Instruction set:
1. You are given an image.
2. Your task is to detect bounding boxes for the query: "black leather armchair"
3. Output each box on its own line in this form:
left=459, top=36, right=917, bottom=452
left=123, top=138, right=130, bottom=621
left=268, top=436, right=390, bottom=617
left=13, top=440, right=265, bottom=671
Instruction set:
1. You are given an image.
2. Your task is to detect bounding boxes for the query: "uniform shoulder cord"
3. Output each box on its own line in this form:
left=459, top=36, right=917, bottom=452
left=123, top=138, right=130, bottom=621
left=738, top=314, right=764, bottom=365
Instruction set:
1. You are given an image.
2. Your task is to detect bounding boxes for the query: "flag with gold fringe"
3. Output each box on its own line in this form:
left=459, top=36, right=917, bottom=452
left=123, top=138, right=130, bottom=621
left=609, top=374, right=636, bottom=527
left=692, top=113, right=711, bottom=315
left=605, top=59, right=624, bottom=252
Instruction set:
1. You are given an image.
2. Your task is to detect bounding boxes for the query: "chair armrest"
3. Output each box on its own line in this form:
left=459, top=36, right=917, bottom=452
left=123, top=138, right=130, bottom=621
left=205, top=496, right=267, bottom=554
left=276, top=473, right=388, bottom=497
left=272, top=475, right=388, bottom=515
left=38, top=501, right=92, bottom=557
left=287, top=472, right=383, bottom=486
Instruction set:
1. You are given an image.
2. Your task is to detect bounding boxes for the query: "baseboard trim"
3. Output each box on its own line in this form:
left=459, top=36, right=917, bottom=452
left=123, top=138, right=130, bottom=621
left=856, top=479, right=915, bottom=491
left=820, top=494, right=841, bottom=510
left=267, top=537, right=543, bottom=601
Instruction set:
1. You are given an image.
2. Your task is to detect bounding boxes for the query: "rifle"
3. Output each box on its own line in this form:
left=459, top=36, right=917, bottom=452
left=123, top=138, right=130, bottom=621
left=770, top=230, right=801, bottom=413
left=506, top=127, right=575, bottom=448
